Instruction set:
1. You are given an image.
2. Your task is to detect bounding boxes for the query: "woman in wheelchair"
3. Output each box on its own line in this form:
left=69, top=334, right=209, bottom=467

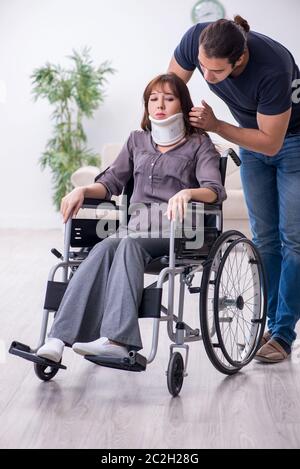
left=36, top=73, right=226, bottom=364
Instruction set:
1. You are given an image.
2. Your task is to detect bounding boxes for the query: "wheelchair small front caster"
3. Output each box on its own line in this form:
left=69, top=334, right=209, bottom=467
left=167, top=352, right=184, bottom=397
left=34, top=362, right=60, bottom=381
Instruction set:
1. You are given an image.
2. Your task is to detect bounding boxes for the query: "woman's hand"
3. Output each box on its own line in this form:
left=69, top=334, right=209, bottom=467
left=166, top=189, right=192, bottom=223
left=60, top=187, right=86, bottom=223
left=189, top=100, right=220, bottom=132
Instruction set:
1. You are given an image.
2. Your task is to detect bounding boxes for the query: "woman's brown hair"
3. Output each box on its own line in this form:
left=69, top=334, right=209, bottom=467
left=200, top=15, right=250, bottom=66
left=141, top=73, right=205, bottom=137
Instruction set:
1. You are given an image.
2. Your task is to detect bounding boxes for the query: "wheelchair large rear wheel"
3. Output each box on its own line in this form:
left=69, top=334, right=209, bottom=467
left=213, top=238, right=267, bottom=368
left=200, top=231, right=266, bottom=375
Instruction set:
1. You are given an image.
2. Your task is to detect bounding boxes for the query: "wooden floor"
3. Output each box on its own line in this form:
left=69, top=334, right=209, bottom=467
left=1, top=229, right=300, bottom=449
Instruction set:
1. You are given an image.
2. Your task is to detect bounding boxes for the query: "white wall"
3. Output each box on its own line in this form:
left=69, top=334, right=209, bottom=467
left=0, top=0, right=299, bottom=228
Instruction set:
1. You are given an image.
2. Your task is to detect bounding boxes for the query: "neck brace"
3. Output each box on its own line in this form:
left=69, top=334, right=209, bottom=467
left=149, top=113, right=185, bottom=146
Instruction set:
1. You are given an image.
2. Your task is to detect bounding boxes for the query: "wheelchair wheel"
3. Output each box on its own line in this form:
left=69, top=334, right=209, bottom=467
left=34, top=362, right=60, bottom=381
left=167, top=352, right=184, bottom=397
left=200, top=230, right=248, bottom=375
left=200, top=232, right=267, bottom=375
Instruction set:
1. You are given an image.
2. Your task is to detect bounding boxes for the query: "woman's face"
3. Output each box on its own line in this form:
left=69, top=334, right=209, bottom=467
left=148, top=83, right=182, bottom=120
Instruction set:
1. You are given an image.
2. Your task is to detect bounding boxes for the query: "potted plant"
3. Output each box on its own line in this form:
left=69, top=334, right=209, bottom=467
left=31, top=47, right=115, bottom=210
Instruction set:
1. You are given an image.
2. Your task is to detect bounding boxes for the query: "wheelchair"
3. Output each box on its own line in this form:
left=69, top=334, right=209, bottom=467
left=10, top=148, right=267, bottom=396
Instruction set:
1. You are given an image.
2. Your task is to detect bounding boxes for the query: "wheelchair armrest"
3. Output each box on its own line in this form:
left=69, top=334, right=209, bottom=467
left=204, top=203, right=222, bottom=213
left=82, top=198, right=117, bottom=210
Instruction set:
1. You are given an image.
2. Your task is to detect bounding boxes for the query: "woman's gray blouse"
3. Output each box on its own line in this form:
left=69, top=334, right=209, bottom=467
left=95, top=130, right=227, bottom=205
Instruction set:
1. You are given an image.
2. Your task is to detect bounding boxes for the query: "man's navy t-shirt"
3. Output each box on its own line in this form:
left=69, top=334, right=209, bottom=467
left=174, top=23, right=300, bottom=134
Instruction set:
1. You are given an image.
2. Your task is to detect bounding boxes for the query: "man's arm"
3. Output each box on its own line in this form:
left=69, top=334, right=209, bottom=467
left=191, top=101, right=291, bottom=157
left=217, top=109, right=291, bottom=156
left=167, top=56, right=194, bottom=84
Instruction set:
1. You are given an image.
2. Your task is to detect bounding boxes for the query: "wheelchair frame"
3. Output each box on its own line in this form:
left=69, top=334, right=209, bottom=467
left=9, top=149, right=267, bottom=396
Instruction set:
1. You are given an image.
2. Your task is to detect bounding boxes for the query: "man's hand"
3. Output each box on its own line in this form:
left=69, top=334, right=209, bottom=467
left=189, top=100, right=220, bottom=132
left=166, top=189, right=192, bottom=223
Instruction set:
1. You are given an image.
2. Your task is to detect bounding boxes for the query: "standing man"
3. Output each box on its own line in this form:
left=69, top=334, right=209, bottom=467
left=168, top=16, right=300, bottom=363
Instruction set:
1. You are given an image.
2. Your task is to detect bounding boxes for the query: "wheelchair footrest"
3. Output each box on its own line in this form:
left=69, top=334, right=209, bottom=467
left=9, top=341, right=67, bottom=370
left=84, top=351, right=147, bottom=372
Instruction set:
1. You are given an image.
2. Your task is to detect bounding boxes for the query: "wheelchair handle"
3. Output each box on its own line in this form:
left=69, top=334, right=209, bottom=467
left=227, top=148, right=242, bottom=167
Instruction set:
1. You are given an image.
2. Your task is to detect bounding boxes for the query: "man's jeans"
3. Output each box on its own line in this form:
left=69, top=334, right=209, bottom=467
left=240, top=134, right=300, bottom=346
